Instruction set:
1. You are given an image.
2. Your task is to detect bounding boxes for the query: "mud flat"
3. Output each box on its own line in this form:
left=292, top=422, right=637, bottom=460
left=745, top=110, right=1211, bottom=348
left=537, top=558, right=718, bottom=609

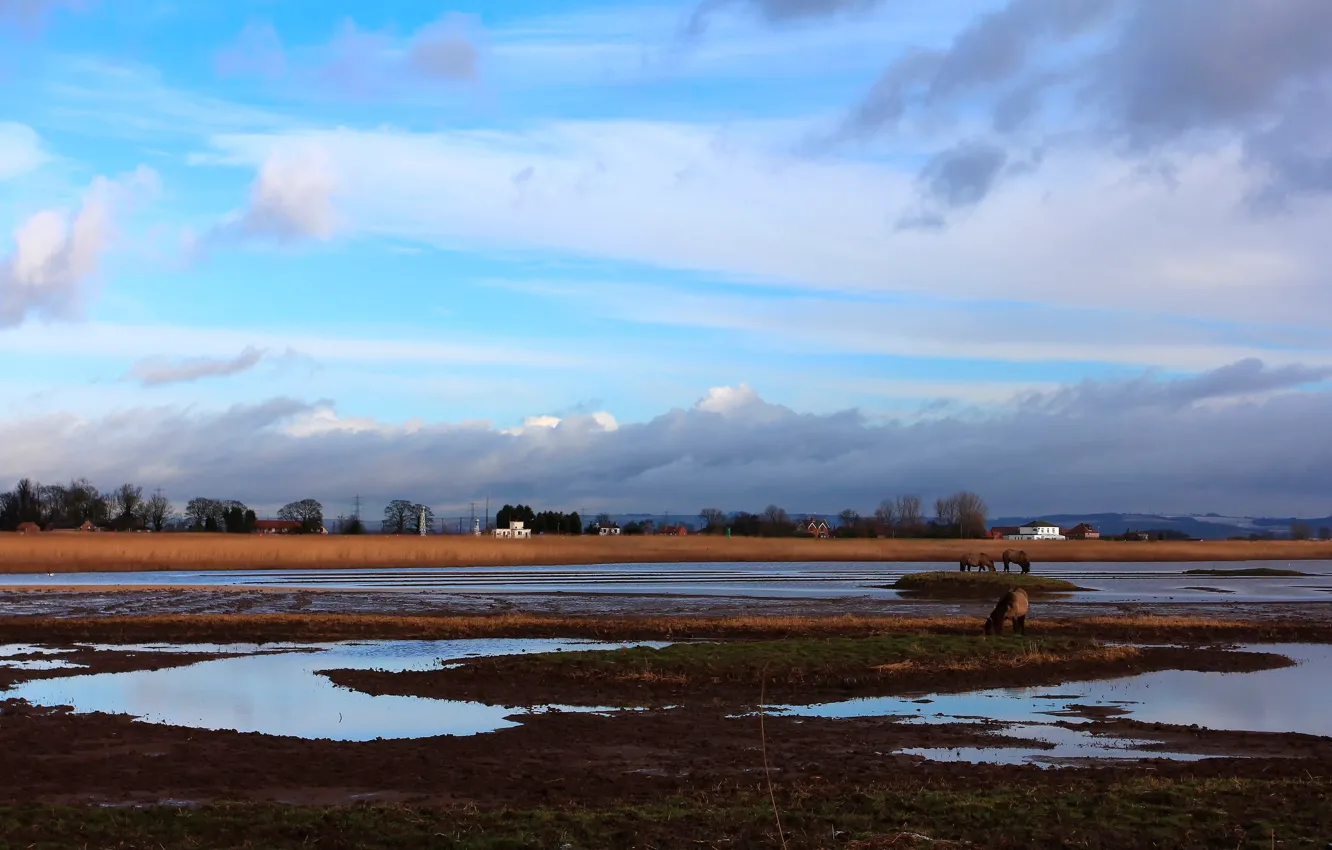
left=3, top=533, right=1332, bottom=573
left=3, top=626, right=1331, bottom=848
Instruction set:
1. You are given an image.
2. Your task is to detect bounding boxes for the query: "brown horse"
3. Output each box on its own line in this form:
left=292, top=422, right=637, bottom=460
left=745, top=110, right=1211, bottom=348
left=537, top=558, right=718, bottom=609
left=959, top=553, right=996, bottom=572
left=984, top=588, right=1029, bottom=636
left=1002, top=549, right=1031, bottom=574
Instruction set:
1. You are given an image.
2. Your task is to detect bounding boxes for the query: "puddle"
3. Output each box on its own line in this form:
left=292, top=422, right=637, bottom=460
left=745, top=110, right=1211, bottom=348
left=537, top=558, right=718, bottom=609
left=0, top=644, right=77, bottom=657
left=747, top=643, right=1330, bottom=765
left=2, top=639, right=667, bottom=741
left=0, top=659, right=87, bottom=670
left=898, top=724, right=1209, bottom=765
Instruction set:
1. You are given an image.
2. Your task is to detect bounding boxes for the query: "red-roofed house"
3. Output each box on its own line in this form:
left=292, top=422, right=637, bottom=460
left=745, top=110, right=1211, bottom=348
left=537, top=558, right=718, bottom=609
left=1064, top=523, right=1101, bottom=540
left=986, top=526, right=1019, bottom=539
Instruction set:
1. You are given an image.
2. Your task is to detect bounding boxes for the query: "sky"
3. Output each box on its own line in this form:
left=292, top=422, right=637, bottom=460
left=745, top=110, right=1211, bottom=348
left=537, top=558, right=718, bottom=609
left=1, top=0, right=1331, bottom=521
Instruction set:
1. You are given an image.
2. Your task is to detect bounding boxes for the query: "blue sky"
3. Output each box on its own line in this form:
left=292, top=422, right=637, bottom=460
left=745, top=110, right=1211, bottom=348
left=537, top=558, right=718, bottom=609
left=2, top=0, right=1332, bottom=518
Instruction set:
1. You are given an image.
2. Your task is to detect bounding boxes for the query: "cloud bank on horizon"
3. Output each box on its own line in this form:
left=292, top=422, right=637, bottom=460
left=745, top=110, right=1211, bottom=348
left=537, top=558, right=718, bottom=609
left=1, top=0, right=1330, bottom=517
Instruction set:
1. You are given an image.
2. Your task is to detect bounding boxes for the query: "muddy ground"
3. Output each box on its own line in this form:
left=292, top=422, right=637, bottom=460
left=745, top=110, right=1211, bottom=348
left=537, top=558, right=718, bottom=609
left=4, top=586, right=1332, bottom=622
left=324, top=645, right=1292, bottom=707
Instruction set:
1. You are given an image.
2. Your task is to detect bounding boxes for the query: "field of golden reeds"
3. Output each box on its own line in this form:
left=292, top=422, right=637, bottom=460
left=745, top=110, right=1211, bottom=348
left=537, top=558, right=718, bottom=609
left=0, top=532, right=1328, bottom=574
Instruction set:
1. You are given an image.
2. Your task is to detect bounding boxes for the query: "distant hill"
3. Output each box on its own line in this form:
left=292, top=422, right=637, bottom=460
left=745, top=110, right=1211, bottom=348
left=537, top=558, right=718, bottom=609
left=603, top=511, right=1332, bottom=540
left=990, top=513, right=1332, bottom=540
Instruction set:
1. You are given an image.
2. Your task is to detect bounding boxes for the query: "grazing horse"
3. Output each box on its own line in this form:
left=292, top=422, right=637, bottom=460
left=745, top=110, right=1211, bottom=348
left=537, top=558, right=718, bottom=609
left=959, top=553, right=996, bottom=572
left=984, top=588, right=1029, bottom=636
left=1002, top=549, right=1031, bottom=574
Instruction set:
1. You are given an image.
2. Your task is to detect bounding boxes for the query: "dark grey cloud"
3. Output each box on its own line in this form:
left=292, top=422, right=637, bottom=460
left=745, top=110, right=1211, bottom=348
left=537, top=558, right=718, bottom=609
left=687, top=0, right=880, bottom=35
left=1024, top=358, right=1332, bottom=416
left=829, top=0, right=1332, bottom=208
left=920, top=141, right=1008, bottom=208
left=4, top=361, right=1331, bottom=519
left=128, top=347, right=266, bottom=387
left=895, top=141, right=1008, bottom=229
left=833, top=0, right=1116, bottom=142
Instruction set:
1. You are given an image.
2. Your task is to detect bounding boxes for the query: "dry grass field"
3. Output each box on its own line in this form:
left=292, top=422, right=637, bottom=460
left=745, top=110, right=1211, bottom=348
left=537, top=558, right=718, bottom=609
left=0, top=532, right=1329, bottom=573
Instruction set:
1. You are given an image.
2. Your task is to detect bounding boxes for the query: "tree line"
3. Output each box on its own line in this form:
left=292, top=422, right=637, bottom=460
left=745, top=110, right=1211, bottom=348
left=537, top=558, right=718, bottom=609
left=0, top=479, right=324, bottom=534
left=695, top=492, right=989, bottom=538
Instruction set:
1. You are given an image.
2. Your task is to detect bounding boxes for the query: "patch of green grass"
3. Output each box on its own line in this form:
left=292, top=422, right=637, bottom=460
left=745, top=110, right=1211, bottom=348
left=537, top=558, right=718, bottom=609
left=465, top=634, right=1108, bottom=686
left=892, top=571, right=1086, bottom=597
left=0, top=776, right=1326, bottom=849
left=1182, top=567, right=1311, bottom=577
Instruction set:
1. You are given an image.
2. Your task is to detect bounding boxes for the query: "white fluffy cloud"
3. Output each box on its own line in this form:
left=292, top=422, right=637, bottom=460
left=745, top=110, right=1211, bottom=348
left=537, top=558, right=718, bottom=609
left=0, top=165, right=158, bottom=327
left=2, top=361, right=1328, bottom=517
left=0, top=123, right=47, bottom=181
left=212, top=149, right=338, bottom=243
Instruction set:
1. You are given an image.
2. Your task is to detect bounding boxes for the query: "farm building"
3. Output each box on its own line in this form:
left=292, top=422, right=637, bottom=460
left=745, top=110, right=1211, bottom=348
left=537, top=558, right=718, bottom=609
left=657, top=524, right=689, bottom=536
left=15, top=521, right=42, bottom=534
left=598, top=524, right=620, bottom=536
left=1064, top=523, right=1101, bottom=540
left=1004, top=520, right=1066, bottom=541
left=493, top=520, right=532, bottom=539
left=804, top=519, right=830, bottom=538
left=254, top=519, right=304, bottom=535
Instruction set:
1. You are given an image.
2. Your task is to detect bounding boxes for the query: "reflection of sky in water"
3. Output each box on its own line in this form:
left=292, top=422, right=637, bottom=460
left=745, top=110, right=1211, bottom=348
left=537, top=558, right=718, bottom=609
left=0, top=659, right=86, bottom=670
left=2, top=561, right=1329, bottom=603
left=2, top=639, right=665, bottom=741
left=899, top=724, right=1210, bottom=765
left=0, top=644, right=77, bottom=657
left=762, top=644, right=1332, bottom=737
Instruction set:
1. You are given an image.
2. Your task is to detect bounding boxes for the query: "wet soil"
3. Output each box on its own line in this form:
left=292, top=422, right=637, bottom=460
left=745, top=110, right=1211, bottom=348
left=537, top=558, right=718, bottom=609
left=5, top=693, right=1332, bottom=810
left=5, top=587, right=1332, bottom=624
left=323, top=646, right=1293, bottom=707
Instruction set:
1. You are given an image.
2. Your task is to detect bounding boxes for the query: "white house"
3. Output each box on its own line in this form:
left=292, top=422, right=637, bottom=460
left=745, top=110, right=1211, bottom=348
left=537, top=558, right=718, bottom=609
left=1005, top=520, right=1065, bottom=541
left=598, top=524, right=620, bottom=536
left=493, top=520, right=532, bottom=539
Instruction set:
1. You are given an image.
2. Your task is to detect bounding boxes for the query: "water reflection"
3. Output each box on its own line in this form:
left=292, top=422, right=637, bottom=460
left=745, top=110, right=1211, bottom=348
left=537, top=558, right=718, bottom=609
left=899, top=724, right=1210, bottom=765
left=3, top=639, right=665, bottom=741
left=761, top=644, right=1331, bottom=737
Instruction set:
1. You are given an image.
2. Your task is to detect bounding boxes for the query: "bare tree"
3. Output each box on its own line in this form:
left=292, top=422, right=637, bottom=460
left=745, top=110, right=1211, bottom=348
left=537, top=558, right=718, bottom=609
left=874, top=499, right=897, bottom=537
left=145, top=493, right=175, bottom=532
left=383, top=500, right=415, bottom=534
left=838, top=508, right=861, bottom=536
left=698, top=508, right=727, bottom=531
left=954, top=491, right=988, bottom=538
left=1319, top=526, right=1331, bottom=541
left=762, top=504, right=790, bottom=528
left=895, top=495, right=923, bottom=536
left=935, top=495, right=961, bottom=529
left=1291, top=521, right=1313, bottom=541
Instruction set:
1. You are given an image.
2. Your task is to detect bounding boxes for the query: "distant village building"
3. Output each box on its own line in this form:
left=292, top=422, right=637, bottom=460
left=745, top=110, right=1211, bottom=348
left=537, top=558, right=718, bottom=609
left=986, top=526, right=1019, bottom=540
left=804, top=519, right=830, bottom=538
left=16, top=521, right=41, bottom=535
left=1005, top=520, right=1066, bottom=541
left=50, top=521, right=97, bottom=533
left=657, top=524, right=689, bottom=536
left=1064, top=523, right=1101, bottom=540
left=255, top=519, right=304, bottom=535
left=598, top=524, right=621, bottom=536
left=493, top=520, right=532, bottom=539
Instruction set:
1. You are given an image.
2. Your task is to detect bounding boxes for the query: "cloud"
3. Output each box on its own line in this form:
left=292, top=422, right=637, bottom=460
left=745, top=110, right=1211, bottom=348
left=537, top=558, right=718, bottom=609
left=128, top=346, right=266, bottom=387
left=212, top=149, right=338, bottom=244
left=214, top=21, right=286, bottom=78
left=898, top=140, right=1009, bottom=228
left=0, top=123, right=47, bottom=181
left=407, top=13, right=480, bottom=82
left=3, top=363, right=1330, bottom=517
left=0, top=0, right=81, bottom=29
left=687, top=0, right=880, bottom=35
left=0, top=165, right=158, bottom=328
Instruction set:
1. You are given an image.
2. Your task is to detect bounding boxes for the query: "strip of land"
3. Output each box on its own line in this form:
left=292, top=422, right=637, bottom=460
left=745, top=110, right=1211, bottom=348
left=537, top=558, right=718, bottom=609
left=6, top=612, right=1332, bottom=644
left=2, top=533, right=1330, bottom=573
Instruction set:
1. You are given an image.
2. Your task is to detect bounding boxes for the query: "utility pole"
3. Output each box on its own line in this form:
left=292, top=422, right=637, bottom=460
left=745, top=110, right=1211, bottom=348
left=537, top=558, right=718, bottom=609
left=485, top=496, right=489, bottom=532
left=352, top=494, right=362, bottom=519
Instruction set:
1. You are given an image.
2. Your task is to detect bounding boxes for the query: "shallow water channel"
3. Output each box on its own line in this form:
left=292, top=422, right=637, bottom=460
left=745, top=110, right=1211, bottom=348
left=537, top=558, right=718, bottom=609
left=3, top=641, right=1328, bottom=765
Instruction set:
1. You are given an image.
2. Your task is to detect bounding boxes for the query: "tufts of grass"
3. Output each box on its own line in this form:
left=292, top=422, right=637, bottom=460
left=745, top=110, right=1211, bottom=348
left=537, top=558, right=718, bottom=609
left=892, top=571, right=1087, bottom=597
left=1182, top=567, right=1312, bottom=577
left=433, top=635, right=1132, bottom=687
left=0, top=775, right=1328, bottom=849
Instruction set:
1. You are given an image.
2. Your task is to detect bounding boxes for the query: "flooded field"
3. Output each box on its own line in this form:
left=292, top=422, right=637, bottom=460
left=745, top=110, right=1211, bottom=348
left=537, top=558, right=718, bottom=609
left=4, top=559, right=1330, bottom=603
left=2, top=639, right=666, bottom=740
left=4, top=638, right=1328, bottom=766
